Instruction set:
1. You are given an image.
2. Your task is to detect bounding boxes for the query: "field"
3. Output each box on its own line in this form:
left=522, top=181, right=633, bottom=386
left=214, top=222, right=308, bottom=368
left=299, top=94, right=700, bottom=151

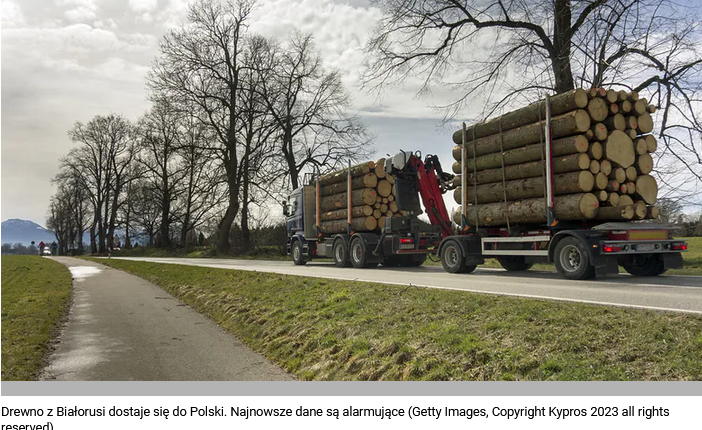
left=1, top=256, right=72, bottom=380
left=94, top=259, right=702, bottom=381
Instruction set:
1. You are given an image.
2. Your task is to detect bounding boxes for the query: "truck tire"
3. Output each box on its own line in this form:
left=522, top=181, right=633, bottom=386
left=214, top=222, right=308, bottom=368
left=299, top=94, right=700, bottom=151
left=621, top=254, right=666, bottom=276
left=292, top=239, right=307, bottom=266
left=498, top=256, right=533, bottom=272
left=441, top=240, right=476, bottom=274
left=350, top=237, right=376, bottom=268
left=554, top=237, right=594, bottom=280
left=332, top=238, right=351, bottom=267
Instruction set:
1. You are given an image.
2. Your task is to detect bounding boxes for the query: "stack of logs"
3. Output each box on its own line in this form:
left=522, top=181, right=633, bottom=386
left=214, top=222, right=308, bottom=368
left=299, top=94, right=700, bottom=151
left=451, top=88, right=660, bottom=226
left=317, top=158, right=404, bottom=233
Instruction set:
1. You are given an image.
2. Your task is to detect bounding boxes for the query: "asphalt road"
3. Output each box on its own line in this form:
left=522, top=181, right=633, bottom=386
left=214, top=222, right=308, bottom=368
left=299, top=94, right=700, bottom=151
left=110, top=257, right=702, bottom=314
left=41, top=257, right=293, bottom=381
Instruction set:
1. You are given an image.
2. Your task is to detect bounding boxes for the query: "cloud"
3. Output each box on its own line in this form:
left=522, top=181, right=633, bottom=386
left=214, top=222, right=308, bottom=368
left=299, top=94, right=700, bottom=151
left=1, top=0, right=26, bottom=27
left=55, top=0, right=99, bottom=22
left=128, top=0, right=158, bottom=13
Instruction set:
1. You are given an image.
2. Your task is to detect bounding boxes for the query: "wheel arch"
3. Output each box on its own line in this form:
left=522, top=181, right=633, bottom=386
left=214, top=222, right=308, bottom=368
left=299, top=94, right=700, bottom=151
left=548, top=230, right=603, bottom=264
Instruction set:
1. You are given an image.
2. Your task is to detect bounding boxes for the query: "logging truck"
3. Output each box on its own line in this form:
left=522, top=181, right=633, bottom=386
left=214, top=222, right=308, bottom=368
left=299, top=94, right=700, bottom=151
left=285, top=91, right=687, bottom=279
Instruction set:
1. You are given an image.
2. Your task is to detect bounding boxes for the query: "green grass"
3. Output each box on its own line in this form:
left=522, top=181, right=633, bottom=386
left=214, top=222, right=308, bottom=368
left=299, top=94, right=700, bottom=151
left=114, top=245, right=289, bottom=260
left=425, top=237, right=702, bottom=276
left=91, top=259, right=702, bottom=381
left=2, top=256, right=72, bottom=380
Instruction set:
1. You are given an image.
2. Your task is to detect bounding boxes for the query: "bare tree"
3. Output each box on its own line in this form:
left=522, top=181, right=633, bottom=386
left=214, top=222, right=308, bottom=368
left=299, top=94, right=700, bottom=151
left=259, top=32, right=372, bottom=190
left=148, top=0, right=254, bottom=254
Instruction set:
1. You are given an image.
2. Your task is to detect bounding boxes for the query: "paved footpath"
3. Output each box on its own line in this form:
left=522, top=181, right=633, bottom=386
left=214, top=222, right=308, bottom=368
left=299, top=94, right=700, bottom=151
left=42, top=257, right=293, bottom=381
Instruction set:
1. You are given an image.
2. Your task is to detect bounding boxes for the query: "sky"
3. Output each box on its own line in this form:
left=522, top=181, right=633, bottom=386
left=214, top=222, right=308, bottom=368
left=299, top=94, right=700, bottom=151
left=1, top=0, right=473, bottom=227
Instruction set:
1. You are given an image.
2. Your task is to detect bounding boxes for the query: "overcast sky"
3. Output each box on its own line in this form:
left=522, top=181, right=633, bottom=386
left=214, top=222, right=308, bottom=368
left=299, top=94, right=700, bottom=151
left=1, top=0, right=476, bottom=227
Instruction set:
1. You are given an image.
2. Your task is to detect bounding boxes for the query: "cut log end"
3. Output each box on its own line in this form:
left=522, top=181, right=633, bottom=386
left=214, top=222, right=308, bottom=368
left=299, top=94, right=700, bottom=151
left=636, top=174, right=658, bottom=204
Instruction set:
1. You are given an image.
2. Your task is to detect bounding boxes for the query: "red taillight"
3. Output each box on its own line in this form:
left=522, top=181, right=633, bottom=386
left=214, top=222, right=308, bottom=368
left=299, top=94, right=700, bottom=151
left=400, top=238, right=413, bottom=244
left=603, top=244, right=621, bottom=252
left=671, top=243, right=688, bottom=251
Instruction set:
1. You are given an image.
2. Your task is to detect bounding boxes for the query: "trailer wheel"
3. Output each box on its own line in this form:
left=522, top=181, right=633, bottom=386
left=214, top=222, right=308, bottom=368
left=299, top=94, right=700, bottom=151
left=622, top=254, right=666, bottom=276
left=350, top=237, right=375, bottom=268
left=441, top=240, right=475, bottom=273
left=498, top=256, right=534, bottom=272
left=554, top=237, right=594, bottom=280
left=332, top=238, right=351, bottom=267
left=291, top=239, right=306, bottom=266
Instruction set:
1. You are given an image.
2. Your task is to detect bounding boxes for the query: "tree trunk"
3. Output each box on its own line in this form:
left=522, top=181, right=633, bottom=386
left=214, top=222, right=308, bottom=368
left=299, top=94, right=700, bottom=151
left=454, top=193, right=599, bottom=226
left=319, top=216, right=377, bottom=234
left=319, top=162, right=374, bottom=186
left=451, top=89, right=587, bottom=144
left=457, top=171, right=594, bottom=204
left=552, top=0, right=575, bottom=93
left=320, top=205, right=374, bottom=221
left=320, top=173, right=378, bottom=196
left=461, top=110, right=591, bottom=157
left=320, top=188, right=377, bottom=211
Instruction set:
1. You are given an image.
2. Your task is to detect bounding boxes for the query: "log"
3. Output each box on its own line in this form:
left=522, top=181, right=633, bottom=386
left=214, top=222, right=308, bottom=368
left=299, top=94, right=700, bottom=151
left=380, top=203, right=388, bottom=213
left=375, top=158, right=387, bottom=179
left=382, top=197, right=389, bottom=204
left=647, top=206, right=660, bottom=219
left=388, top=194, right=395, bottom=202
left=585, top=129, right=594, bottom=140
left=320, top=205, right=374, bottom=221
left=451, top=89, right=589, bottom=144
left=628, top=91, right=639, bottom=101
left=610, top=167, right=626, bottom=184
left=378, top=217, right=386, bottom=229
left=589, top=159, right=601, bottom=174
left=608, top=193, right=620, bottom=206
left=588, top=141, right=603, bottom=160
left=455, top=193, right=600, bottom=226
left=625, top=166, right=637, bottom=181
left=635, top=174, right=658, bottom=204
left=596, top=205, right=634, bottom=220
left=603, top=130, right=635, bottom=167
left=377, top=179, right=392, bottom=197
left=618, top=90, right=628, bottom=101
left=645, top=135, right=657, bottom=153
left=619, top=195, right=634, bottom=206
left=647, top=104, right=657, bottom=113
left=461, top=110, right=591, bottom=157
left=624, top=129, right=638, bottom=140
left=609, top=103, right=619, bottom=115
left=600, top=159, right=612, bottom=176
left=385, top=210, right=393, bottom=217
left=464, top=153, right=591, bottom=185
left=618, top=100, right=632, bottom=113
left=320, top=188, right=377, bottom=211
left=374, top=203, right=381, bottom=209
left=375, top=195, right=382, bottom=204
left=595, top=172, right=608, bottom=190
left=590, top=88, right=606, bottom=98
left=633, top=99, right=647, bottom=115
left=637, top=153, right=653, bottom=175
left=603, top=113, right=626, bottom=131
left=386, top=174, right=394, bottom=184
left=606, top=89, right=618, bottom=103
left=633, top=201, right=647, bottom=219
left=319, top=162, right=374, bottom=186
left=591, top=123, right=608, bottom=141
left=320, top=173, right=378, bottom=196
left=452, top=134, right=588, bottom=167
left=635, top=138, right=648, bottom=155
left=624, top=116, right=638, bottom=130
left=625, top=182, right=636, bottom=195
left=373, top=209, right=382, bottom=219
left=597, top=190, right=608, bottom=202
left=587, top=97, right=608, bottom=121
left=320, top=216, right=377, bottom=233
left=461, top=171, right=595, bottom=204
left=637, top=112, right=654, bottom=134
left=389, top=201, right=398, bottom=213
left=606, top=180, right=620, bottom=192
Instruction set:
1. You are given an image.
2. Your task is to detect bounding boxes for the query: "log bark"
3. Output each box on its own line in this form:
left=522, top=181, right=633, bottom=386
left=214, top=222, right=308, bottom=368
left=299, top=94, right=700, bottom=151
left=320, top=205, right=374, bottom=221
left=452, top=135, right=588, bottom=167
left=591, top=123, right=608, bottom=141
left=600, top=159, right=612, bottom=176
left=588, top=141, right=603, bottom=160
left=451, top=89, right=589, bottom=144
left=596, top=205, right=634, bottom=220
left=377, top=179, right=392, bottom=197
left=637, top=153, right=653, bottom=175
left=319, top=162, right=374, bottom=186
left=460, top=171, right=594, bottom=204
left=625, top=166, right=637, bottom=181
left=464, top=153, right=590, bottom=184
left=587, top=97, right=608, bottom=121
left=461, top=110, right=591, bottom=157
left=320, top=216, right=377, bottom=233
left=610, top=167, right=626, bottom=184
left=320, top=188, right=377, bottom=211
left=320, top=173, right=378, bottom=196
left=603, top=130, right=635, bottom=167
left=455, top=193, right=600, bottom=226
left=635, top=175, right=658, bottom=204
left=637, top=112, right=654, bottom=133
left=603, top=114, right=626, bottom=131
left=645, top=135, right=657, bottom=152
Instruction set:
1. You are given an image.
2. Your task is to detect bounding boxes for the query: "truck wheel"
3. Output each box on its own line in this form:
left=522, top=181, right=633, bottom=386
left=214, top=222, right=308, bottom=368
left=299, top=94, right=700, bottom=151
left=350, top=237, right=375, bottom=268
left=498, top=256, right=533, bottom=271
left=332, top=238, right=351, bottom=267
left=554, top=237, right=594, bottom=280
left=441, top=240, right=470, bottom=273
left=292, top=240, right=307, bottom=266
left=622, top=254, right=665, bottom=276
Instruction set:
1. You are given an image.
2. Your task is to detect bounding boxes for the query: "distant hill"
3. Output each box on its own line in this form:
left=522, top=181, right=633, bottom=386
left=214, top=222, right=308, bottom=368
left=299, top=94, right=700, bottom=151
left=1, top=219, right=57, bottom=245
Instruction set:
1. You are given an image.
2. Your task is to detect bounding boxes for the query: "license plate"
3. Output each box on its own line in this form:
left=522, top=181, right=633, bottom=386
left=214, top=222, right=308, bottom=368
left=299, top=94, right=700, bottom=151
left=637, top=243, right=655, bottom=252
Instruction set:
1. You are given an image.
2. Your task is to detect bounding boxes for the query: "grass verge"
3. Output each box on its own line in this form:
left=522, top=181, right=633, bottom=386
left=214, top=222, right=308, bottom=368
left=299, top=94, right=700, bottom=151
left=92, top=258, right=702, bottom=380
left=2, top=256, right=72, bottom=380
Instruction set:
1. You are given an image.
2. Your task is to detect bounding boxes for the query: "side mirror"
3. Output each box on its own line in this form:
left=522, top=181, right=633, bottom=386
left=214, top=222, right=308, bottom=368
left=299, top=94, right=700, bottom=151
left=282, top=200, right=289, bottom=217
